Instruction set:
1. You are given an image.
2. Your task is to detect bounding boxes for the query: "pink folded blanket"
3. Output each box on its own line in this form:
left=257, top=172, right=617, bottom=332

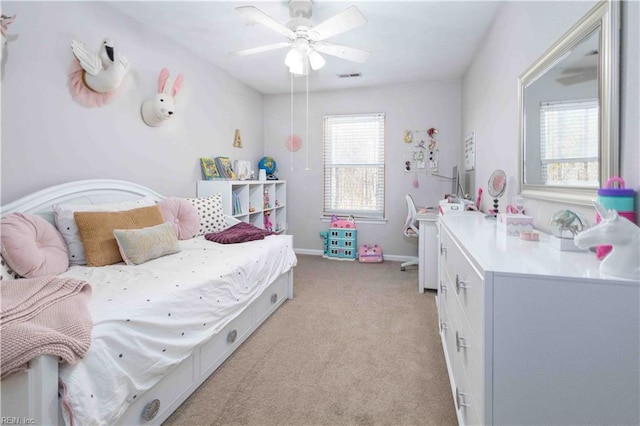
left=1, top=275, right=93, bottom=379
left=205, top=221, right=275, bottom=244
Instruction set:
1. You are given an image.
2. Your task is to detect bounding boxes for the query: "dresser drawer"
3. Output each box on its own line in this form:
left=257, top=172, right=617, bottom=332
left=445, top=299, right=482, bottom=425
left=440, top=229, right=484, bottom=340
left=450, top=302, right=484, bottom=418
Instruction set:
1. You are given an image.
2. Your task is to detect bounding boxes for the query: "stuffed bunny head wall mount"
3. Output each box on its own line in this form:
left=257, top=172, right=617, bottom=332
left=141, top=68, right=184, bottom=127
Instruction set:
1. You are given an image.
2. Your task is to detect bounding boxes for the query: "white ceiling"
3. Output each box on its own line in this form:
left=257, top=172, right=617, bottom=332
left=108, top=1, right=502, bottom=95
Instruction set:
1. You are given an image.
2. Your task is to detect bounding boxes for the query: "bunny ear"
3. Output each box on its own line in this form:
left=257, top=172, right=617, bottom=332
left=158, top=68, right=170, bottom=93
left=172, top=73, right=184, bottom=97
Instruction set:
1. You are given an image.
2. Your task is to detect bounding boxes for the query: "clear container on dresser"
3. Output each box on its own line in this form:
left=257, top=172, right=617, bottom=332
left=437, top=212, right=639, bottom=425
left=196, top=180, right=287, bottom=233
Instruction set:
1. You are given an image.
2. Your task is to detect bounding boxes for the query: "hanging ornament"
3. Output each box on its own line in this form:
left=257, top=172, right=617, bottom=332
left=286, top=134, right=302, bottom=152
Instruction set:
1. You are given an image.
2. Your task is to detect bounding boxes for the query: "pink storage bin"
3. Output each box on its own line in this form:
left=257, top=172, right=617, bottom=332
left=358, top=244, right=383, bottom=263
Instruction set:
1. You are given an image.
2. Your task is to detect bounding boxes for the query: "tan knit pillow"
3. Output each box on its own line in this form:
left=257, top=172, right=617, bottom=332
left=74, top=205, right=164, bottom=267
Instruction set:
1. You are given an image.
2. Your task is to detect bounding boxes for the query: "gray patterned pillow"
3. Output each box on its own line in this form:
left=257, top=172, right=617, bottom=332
left=1, top=255, right=22, bottom=281
left=186, top=194, right=226, bottom=236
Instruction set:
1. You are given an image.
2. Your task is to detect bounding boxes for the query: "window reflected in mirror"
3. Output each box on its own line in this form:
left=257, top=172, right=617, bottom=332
left=524, top=28, right=599, bottom=187
left=519, top=0, right=619, bottom=204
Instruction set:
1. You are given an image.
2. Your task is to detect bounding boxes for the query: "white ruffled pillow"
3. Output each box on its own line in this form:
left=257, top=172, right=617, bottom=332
left=53, top=196, right=156, bottom=265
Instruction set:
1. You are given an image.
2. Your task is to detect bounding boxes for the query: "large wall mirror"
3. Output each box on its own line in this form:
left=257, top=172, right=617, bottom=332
left=519, top=0, right=620, bottom=204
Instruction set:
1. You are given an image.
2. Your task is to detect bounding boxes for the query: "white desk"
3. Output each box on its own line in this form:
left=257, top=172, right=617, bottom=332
left=417, top=211, right=439, bottom=292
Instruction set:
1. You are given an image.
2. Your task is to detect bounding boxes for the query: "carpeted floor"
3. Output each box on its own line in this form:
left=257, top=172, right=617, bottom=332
left=164, top=255, right=457, bottom=426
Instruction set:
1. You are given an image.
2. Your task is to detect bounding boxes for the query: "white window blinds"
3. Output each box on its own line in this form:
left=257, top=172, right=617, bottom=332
left=540, top=99, right=599, bottom=186
left=323, top=113, right=386, bottom=219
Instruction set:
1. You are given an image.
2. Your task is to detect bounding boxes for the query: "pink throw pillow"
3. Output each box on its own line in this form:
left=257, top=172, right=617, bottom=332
left=1, top=213, right=69, bottom=278
left=159, top=197, right=200, bottom=240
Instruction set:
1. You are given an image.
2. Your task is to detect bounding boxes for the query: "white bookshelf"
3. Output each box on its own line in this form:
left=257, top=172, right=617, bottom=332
left=196, top=180, right=287, bottom=233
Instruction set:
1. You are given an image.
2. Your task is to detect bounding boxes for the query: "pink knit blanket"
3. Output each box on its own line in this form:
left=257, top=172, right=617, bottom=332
left=205, top=221, right=275, bottom=244
left=1, top=275, right=93, bottom=379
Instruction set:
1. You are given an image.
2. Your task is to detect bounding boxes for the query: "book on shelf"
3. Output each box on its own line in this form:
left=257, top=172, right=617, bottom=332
left=214, top=156, right=236, bottom=179
left=200, top=157, right=220, bottom=180
left=232, top=192, right=242, bottom=215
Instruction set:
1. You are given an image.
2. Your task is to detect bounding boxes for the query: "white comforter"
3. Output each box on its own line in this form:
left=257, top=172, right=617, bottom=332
left=58, top=235, right=296, bottom=426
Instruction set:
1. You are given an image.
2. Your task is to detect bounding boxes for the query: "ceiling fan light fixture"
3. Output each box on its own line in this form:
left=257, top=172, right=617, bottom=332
left=285, top=48, right=302, bottom=68
left=308, top=50, right=326, bottom=70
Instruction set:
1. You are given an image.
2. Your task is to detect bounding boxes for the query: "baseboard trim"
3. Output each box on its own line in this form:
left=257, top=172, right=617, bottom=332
left=293, top=248, right=415, bottom=263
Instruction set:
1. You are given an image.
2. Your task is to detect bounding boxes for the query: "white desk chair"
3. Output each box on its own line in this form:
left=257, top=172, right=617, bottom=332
left=401, top=194, right=419, bottom=271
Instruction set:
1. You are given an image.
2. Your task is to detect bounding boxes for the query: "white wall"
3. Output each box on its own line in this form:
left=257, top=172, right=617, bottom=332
left=264, top=80, right=461, bottom=257
left=463, top=0, right=640, bottom=232
left=0, top=1, right=264, bottom=204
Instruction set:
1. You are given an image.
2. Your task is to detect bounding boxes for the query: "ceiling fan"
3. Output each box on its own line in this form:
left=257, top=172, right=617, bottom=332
left=232, top=0, right=371, bottom=76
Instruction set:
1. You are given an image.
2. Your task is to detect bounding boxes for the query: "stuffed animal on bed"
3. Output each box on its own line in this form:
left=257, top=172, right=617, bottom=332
left=141, top=68, right=184, bottom=127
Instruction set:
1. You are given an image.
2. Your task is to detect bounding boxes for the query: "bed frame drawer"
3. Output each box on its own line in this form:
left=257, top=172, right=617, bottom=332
left=117, top=354, right=195, bottom=425
left=254, top=275, right=288, bottom=326
left=199, top=307, right=253, bottom=376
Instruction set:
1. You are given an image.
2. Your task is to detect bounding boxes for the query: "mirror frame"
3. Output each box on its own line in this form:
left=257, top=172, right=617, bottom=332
left=518, top=0, right=620, bottom=205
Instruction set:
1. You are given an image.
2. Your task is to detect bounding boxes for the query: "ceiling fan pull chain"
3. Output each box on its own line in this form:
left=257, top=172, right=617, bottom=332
left=305, top=73, right=310, bottom=171
left=290, top=72, right=294, bottom=171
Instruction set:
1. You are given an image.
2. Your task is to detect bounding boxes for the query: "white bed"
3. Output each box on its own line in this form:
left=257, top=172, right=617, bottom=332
left=0, top=179, right=297, bottom=425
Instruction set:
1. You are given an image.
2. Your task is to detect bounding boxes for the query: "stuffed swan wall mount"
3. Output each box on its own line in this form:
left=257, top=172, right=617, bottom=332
left=69, top=38, right=129, bottom=107
left=1, top=14, right=17, bottom=62
left=141, top=68, right=184, bottom=127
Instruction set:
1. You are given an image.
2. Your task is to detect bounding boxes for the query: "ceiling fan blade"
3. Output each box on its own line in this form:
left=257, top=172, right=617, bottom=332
left=314, top=42, right=371, bottom=63
left=308, top=6, right=367, bottom=41
left=236, top=6, right=295, bottom=39
left=232, top=42, right=292, bottom=56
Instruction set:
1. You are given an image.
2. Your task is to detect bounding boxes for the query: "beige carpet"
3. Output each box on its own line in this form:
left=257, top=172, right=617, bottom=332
left=164, top=255, right=457, bottom=426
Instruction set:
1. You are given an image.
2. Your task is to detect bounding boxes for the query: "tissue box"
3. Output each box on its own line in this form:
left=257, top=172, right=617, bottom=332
left=496, top=213, right=533, bottom=236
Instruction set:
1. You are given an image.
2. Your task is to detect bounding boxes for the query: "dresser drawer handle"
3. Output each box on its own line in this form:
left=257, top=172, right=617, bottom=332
left=142, top=399, right=161, bottom=421
left=440, top=283, right=447, bottom=293
left=440, top=243, right=448, bottom=255
left=455, top=274, right=470, bottom=293
left=227, top=329, right=238, bottom=344
left=456, top=331, right=470, bottom=352
left=440, top=321, right=449, bottom=332
left=270, top=293, right=278, bottom=304
left=456, top=387, right=471, bottom=408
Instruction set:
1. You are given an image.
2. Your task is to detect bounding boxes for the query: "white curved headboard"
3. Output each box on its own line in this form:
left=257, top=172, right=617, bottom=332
left=1, top=179, right=166, bottom=224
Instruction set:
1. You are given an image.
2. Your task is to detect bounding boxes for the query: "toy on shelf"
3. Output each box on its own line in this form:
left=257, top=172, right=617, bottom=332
left=263, top=210, right=273, bottom=232
left=264, top=188, right=270, bottom=209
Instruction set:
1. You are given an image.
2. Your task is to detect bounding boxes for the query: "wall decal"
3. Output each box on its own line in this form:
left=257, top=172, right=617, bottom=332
left=141, top=68, right=184, bottom=127
left=69, top=38, right=129, bottom=107
left=233, top=129, right=243, bottom=148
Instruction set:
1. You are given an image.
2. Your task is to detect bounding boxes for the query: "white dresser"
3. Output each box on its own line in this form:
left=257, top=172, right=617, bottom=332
left=437, top=213, right=639, bottom=425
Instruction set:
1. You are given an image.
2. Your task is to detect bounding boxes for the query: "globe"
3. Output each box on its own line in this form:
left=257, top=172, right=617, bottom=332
left=258, top=156, right=277, bottom=175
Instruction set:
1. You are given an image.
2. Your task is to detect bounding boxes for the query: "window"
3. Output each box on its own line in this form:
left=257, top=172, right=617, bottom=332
left=323, top=113, right=385, bottom=219
left=539, top=99, right=599, bottom=186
